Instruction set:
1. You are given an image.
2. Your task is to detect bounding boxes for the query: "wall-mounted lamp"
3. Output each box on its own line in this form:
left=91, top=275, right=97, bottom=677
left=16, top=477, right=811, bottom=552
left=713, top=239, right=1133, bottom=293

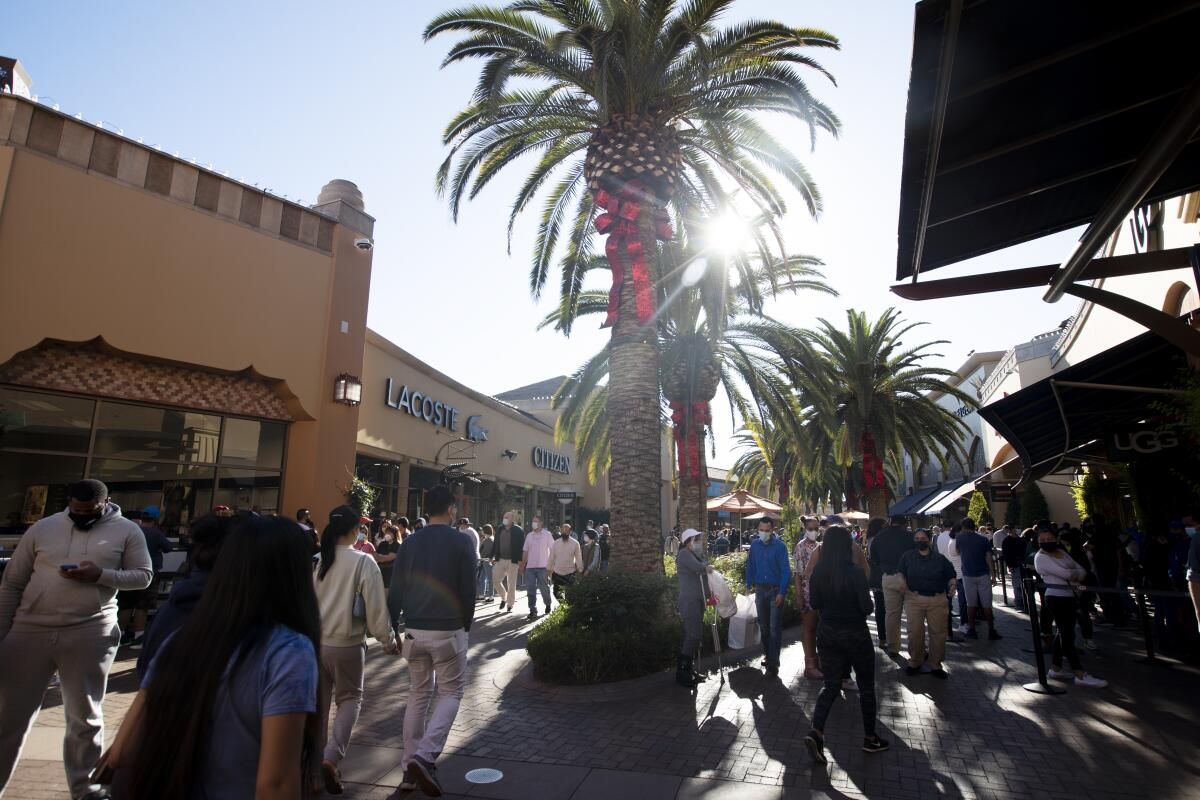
left=502, top=449, right=519, bottom=461
left=333, top=373, right=363, bottom=406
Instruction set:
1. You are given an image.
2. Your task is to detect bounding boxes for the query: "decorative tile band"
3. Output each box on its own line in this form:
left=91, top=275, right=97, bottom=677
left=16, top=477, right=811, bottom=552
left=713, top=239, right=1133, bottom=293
left=0, top=341, right=294, bottom=421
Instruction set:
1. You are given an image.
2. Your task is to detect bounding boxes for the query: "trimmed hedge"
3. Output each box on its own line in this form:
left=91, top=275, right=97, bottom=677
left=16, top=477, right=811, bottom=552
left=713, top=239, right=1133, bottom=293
left=527, top=571, right=681, bottom=684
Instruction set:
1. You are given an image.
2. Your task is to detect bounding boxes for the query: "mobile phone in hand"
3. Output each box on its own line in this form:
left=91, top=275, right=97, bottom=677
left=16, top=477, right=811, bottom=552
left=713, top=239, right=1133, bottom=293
left=60, top=564, right=79, bottom=571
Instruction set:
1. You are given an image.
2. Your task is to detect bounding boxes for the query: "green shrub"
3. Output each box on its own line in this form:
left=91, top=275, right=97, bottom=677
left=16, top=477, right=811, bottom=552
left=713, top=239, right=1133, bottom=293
left=967, top=490, right=991, bottom=525
left=527, top=571, right=682, bottom=684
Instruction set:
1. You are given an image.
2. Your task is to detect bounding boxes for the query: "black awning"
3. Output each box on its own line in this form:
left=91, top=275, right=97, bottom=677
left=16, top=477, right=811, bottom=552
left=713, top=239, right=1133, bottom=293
left=977, top=329, right=1186, bottom=478
left=896, top=0, right=1200, bottom=281
left=889, top=484, right=944, bottom=517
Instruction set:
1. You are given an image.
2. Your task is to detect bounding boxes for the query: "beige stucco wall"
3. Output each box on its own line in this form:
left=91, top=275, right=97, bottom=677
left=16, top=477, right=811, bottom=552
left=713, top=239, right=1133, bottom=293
left=358, top=331, right=578, bottom=493
left=0, top=144, right=332, bottom=417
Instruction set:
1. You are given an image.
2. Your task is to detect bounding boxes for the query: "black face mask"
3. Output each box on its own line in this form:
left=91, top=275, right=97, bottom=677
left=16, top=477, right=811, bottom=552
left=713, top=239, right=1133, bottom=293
left=1039, top=541, right=1058, bottom=552
left=916, top=542, right=930, bottom=552
left=69, top=511, right=103, bottom=530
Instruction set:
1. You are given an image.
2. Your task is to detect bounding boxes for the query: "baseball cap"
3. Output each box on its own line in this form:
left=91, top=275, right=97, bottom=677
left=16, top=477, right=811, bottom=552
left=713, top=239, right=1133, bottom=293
left=680, top=528, right=703, bottom=544
left=141, top=505, right=161, bottom=521
left=329, top=505, right=360, bottom=522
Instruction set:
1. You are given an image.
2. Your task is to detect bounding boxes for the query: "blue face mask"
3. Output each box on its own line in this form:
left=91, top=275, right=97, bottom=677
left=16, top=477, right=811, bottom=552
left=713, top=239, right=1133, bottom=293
left=1187, top=527, right=1197, bottom=538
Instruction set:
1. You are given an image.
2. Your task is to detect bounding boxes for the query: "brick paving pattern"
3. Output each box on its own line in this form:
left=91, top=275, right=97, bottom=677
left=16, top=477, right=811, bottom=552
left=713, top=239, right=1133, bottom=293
left=7, top=592, right=1199, bottom=799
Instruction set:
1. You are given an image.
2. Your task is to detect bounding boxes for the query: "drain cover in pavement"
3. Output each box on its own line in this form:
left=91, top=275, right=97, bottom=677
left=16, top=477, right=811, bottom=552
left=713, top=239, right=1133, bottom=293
left=465, top=768, right=504, bottom=784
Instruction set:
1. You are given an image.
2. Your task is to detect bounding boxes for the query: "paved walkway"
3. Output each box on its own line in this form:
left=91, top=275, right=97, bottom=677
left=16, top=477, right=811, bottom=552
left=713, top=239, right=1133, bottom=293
left=8, top=591, right=1200, bottom=800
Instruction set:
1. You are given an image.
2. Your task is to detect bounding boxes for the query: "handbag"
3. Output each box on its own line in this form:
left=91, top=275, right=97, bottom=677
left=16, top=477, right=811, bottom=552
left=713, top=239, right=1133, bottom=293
left=352, top=553, right=367, bottom=621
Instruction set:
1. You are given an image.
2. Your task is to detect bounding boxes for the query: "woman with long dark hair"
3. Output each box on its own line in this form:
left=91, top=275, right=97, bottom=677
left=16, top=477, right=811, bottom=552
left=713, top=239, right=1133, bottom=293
left=804, top=526, right=889, bottom=764
left=92, top=515, right=320, bottom=799
left=312, top=506, right=397, bottom=794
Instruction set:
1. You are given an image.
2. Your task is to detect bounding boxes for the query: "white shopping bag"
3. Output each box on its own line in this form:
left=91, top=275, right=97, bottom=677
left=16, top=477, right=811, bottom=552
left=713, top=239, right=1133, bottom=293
left=726, top=594, right=760, bottom=650
left=708, top=571, right=738, bottom=619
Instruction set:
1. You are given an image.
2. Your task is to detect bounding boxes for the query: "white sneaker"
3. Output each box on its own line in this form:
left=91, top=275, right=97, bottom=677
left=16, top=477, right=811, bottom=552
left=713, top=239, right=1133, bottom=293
left=1075, top=673, right=1108, bottom=688
left=1047, top=667, right=1073, bottom=681
left=842, top=678, right=858, bottom=691
left=1083, top=639, right=1098, bottom=651
left=957, top=624, right=971, bottom=635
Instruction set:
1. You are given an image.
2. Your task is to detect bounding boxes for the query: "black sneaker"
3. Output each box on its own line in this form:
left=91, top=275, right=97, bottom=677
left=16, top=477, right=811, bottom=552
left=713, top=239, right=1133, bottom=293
left=904, top=666, right=920, bottom=676
left=965, top=628, right=979, bottom=639
left=988, top=628, right=1003, bottom=641
left=862, top=735, right=890, bottom=753
left=804, top=731, right=827, bottom=764
left=408, top=756, right=442, bottom=797
left=526, top=611, right=539, bottom=621
left=499, top=602, right=506, bottom=611
left=931, top=668, right=949, bottom=679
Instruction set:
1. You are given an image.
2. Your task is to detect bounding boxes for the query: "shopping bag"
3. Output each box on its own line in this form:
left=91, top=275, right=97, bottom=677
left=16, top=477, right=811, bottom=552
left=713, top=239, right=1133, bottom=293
left=708, top=571, right=738, bottom=619
left=726, top=594, right=759, bottom=649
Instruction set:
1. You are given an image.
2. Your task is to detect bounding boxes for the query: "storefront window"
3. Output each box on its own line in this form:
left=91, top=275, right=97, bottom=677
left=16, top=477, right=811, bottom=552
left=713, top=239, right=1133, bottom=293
left=94, top=402, right=221, bottom=464
left=0, top=387, right=288, bottom=536
left=215, top=468, right=281, bottom=515
left=0, top=450, right=87, bottom=533
left=0, top=388, right=94, bottom=453
left=220, top=418, right=285, bottom=469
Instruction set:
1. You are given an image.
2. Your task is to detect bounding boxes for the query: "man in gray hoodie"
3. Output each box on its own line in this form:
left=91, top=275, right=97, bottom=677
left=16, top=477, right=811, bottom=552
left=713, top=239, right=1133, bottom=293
left=0, top=479, right=152, bottom=800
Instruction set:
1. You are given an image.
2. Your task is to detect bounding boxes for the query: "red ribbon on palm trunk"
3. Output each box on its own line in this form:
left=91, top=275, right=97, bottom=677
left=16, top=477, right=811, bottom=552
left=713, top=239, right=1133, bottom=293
left=860, top=432, right=886, bottom=492
left=593, top=180, right=672, bottom=328
left=670, top=400, right=711, bottom=482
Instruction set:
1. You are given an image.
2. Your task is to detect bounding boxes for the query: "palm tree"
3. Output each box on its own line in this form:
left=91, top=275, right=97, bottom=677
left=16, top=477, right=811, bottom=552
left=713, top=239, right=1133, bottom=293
left=785, top=309, right=974, bottom=518
left=426, top=1, right=839, bottom=570
left=547, top=237, right=834, bottom=545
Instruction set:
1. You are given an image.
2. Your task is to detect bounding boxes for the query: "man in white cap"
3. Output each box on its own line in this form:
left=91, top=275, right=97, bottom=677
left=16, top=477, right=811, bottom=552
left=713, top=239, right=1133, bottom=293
left=675, top=528, right=713, bottom=688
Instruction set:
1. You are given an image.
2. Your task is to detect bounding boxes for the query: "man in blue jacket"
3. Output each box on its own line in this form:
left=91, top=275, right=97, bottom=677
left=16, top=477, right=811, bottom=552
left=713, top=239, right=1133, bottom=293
left=745, top=516, right=791, bottom=676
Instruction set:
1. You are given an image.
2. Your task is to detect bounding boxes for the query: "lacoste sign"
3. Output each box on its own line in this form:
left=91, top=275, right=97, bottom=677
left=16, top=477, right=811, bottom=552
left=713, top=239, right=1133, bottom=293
left=385, top=379, right=460, bottom=432
left=532, top=446, right=571, bottom=475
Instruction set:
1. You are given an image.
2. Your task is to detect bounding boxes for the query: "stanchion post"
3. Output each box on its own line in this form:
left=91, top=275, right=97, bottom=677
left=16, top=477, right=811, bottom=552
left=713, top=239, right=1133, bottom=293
left=1022, top=575, right=1066, bottom=695
left=998, top=550, right=1008, bottom=606
left=1134, top=582, right=1159, bottom=665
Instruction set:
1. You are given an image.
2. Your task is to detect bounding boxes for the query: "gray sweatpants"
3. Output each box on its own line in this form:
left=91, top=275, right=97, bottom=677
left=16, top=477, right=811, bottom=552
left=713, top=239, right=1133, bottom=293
left=0, top=623, right=120, bottom=799
left=679, top=600, right=705, bottom=657
left=317, top=643, right=367, bottom=765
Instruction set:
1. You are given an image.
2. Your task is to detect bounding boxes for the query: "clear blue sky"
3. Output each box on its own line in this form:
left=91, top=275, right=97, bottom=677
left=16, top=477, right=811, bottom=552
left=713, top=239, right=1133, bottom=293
left=5, top=0, right=1081, bottom=467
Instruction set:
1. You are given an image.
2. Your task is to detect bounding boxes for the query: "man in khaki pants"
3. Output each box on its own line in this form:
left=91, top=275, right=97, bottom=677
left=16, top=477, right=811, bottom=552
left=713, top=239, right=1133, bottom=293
left=491, top=511, right=524, bottom=613
left=897, top=528, right=958, bottom=678
left=868, top=515, right=915, bottom=655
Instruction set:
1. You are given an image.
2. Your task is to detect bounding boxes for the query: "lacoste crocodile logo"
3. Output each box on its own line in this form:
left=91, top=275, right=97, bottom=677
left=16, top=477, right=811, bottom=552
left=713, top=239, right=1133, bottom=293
left=466, top=415, right=489, bottom=443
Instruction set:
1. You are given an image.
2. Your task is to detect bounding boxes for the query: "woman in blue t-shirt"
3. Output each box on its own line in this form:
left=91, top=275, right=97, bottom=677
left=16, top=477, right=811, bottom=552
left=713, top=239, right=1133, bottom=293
left=92, top=515, right=321, bottom=799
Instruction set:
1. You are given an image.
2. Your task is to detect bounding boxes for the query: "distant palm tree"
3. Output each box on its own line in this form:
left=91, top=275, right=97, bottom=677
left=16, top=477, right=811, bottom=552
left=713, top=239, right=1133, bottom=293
left=426, top=0, right=839, bottom=571
left=784, top=309, right=973, bottom=518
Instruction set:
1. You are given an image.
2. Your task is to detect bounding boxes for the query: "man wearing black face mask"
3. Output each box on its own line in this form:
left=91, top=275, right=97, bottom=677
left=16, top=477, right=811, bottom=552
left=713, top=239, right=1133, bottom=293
left=0, top=479, right=152, bottom=800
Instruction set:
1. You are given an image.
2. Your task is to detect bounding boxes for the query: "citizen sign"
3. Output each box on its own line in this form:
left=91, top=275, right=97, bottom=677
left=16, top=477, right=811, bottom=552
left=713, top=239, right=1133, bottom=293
left=1105, top=426, right=1180, bottom=460
left=532, top=446, right=571, bottom=475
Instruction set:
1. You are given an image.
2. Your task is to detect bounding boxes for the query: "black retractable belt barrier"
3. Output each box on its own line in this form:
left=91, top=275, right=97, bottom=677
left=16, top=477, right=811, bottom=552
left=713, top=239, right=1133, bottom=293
left=1022, top=576, right=1066, bottom=695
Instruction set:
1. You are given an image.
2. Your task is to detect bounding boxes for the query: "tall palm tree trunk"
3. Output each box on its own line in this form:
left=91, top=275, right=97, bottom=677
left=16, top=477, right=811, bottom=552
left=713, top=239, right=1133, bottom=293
left=605, top=207, right=663, bottom=573
left=677, top=441, right=708, bottom=534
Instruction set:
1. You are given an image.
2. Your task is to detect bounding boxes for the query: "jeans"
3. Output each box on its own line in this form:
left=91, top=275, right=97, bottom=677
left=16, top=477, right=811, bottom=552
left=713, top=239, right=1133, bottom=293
left=812, top=621, right=877, bottom=736
left=754, top=586, right=784, bottom=667
left=955, top=578, right=967, bottom=620
left=1040, top=594, right=1082, bottom=671
left=600, top=559, right=610, bottom=572
left=0, top=623, right=120, bottom=799
left=402, top=630, right=468, bottom=766
left=551, top=571, right=576, bottom=601
left=871, top=589, right=886, bottom=642
left=1011, top=566, right=1026, bottom=610
left=317, top=643, right=366, bottom=765
left=905, top=593, right=949, bottom=669
left=477, top=562, right=494, bottom=598
left=881, top=572, right=906, bottom=652
left=526, top=567, right=551, bottom=612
